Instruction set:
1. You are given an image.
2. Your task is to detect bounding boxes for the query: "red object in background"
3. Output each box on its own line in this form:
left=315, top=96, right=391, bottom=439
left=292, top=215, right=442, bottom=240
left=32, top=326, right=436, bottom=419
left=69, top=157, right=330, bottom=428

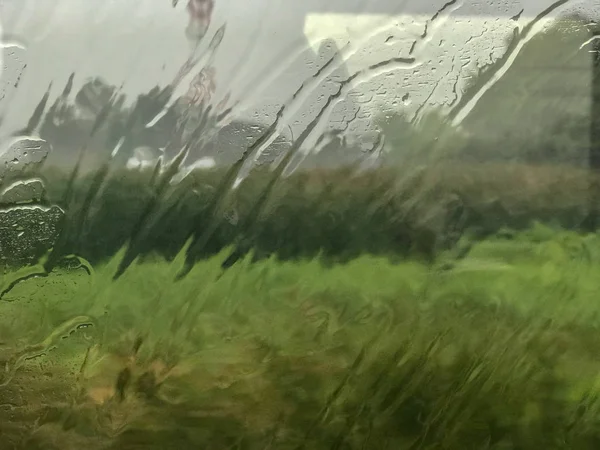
left=185, top=0, right=215, bottom=42
left=183, top=67, right=217, bottom=106
left=172, top=0, right=227, bottom=114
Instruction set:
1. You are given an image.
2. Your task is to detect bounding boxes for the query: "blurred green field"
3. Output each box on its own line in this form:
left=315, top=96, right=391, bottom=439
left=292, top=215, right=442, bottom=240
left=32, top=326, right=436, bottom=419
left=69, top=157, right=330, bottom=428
left=2, top=224, right=600, bottom=448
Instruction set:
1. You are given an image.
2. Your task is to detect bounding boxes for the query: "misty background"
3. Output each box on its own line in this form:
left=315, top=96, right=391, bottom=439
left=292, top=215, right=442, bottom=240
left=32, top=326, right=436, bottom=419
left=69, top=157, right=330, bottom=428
left=0, top=0, right=597, bottom=171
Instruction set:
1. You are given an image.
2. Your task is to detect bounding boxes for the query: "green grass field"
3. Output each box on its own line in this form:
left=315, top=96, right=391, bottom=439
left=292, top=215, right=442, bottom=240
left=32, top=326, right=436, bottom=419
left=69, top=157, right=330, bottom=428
left=2, top=224, right=600, bottom=448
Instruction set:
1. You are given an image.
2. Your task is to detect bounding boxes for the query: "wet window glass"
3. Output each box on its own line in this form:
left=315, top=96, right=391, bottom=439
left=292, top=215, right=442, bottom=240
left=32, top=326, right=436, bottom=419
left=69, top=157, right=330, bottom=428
left=0, top=0, right=599, bottom=448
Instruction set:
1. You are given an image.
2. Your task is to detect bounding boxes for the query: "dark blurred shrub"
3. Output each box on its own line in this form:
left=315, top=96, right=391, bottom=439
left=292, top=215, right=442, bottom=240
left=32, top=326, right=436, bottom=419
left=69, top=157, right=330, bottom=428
left=28, top=158, right=595, bottom=268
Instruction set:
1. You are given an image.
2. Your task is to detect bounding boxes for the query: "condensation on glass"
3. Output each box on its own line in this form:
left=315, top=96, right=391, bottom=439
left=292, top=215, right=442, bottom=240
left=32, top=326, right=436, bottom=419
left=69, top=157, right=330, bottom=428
left=0, top=0, right=598, bottom=448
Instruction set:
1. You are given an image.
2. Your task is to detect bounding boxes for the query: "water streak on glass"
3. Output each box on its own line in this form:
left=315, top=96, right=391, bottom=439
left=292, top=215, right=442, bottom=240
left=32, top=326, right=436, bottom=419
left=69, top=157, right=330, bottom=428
left=0, top=0, right=598, bottom=448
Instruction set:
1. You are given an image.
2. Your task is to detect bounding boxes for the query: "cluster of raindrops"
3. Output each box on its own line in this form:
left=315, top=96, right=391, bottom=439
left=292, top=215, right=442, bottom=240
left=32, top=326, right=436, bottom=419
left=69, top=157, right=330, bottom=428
left=0, top=136, right=61, bottom=270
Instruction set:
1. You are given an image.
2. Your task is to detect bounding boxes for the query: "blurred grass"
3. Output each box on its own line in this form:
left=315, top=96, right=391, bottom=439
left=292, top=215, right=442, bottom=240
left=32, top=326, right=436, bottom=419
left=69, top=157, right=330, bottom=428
left=3, top=224, right=600, bottom=448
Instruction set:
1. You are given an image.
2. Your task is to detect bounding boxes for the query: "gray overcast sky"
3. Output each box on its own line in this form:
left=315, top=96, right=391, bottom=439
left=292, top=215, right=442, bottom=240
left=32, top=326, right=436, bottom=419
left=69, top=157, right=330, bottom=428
left=0, top=0, right=596, bottom=136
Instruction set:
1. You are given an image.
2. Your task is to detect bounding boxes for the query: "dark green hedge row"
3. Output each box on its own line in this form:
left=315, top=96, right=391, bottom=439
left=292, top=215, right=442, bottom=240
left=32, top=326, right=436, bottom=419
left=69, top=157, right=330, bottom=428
left=20, top=161, right=592, bottom=268
left=37, top=165, right=427, bottom=267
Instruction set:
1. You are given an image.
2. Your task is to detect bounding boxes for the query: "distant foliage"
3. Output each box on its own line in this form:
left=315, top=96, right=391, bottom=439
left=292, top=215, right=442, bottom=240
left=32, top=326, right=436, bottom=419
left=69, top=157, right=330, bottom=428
left=26, top=161, right=595, bottom=269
